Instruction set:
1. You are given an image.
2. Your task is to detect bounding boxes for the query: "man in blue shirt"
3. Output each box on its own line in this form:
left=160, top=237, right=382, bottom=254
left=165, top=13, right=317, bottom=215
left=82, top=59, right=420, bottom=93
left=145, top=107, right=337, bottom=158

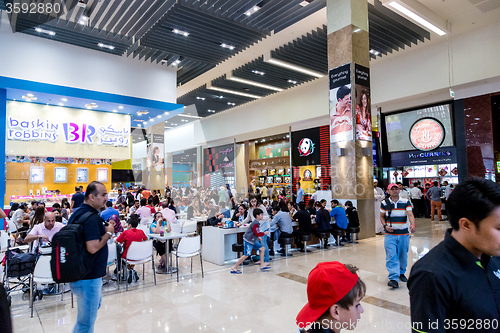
left=70, top=186, right=85, bottom=212
left=296, top=182, right=305, bottom=204
left=100, top=201, right=120, bottom=222
left=329, top=200, right=348, bottom=229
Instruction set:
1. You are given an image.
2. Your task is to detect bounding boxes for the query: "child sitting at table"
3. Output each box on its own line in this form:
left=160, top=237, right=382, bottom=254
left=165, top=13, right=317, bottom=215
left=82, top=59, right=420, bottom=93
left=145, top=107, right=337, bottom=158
left=115, top=214, right=148, bottom=283
left=230, top=208, right=271, bottom=274
left=150, top=211, right=172, bottom=270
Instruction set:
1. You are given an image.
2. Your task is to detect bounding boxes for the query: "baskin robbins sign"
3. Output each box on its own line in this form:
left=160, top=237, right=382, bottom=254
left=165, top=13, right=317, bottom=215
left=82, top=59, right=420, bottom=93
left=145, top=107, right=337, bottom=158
left=6, top=101, right=131, bottom=160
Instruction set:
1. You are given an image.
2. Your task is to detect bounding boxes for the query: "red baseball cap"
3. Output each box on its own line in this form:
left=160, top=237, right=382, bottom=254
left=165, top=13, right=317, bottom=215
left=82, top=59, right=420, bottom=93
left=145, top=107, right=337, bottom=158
left=296, top=261, right=359, bottom=328
left=388, top=183, right=399, bottom=190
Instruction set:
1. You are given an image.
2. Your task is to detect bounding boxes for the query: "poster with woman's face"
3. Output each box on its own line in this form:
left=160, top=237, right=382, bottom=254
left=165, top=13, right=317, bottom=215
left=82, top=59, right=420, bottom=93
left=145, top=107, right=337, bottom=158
left=355, top=85, right=372, bottom=141
left=303, top=169, right=313, bottom=181
left=151, top=144, right=164, bottom=168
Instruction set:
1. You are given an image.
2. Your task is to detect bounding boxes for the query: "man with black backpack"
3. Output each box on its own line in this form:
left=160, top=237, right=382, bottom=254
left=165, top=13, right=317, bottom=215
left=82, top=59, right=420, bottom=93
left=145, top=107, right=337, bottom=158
left=380, top=183, right=416, bottom=289
left=67, top=181, right=115, bottom=332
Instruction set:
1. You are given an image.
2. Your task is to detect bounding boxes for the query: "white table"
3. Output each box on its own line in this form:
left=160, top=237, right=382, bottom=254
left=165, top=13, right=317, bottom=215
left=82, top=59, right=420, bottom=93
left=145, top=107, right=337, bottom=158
left=147, top=232, right=189, bottom=273
left=202, top=225, right=249, bottom=266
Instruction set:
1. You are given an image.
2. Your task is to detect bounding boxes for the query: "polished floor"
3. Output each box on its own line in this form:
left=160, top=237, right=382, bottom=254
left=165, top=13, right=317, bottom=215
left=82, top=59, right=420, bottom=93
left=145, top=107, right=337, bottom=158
left=9, top=218, right=449, bottom=333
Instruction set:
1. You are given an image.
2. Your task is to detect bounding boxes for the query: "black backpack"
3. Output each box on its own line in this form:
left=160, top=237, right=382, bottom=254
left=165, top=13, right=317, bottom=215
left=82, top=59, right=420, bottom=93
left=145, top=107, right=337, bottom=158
left=50, top=211, right=95, bottom=283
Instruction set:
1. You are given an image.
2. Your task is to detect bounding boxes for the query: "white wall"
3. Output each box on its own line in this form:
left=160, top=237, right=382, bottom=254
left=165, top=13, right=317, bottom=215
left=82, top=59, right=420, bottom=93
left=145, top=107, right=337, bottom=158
left=0, top=12, right=177, bottom=103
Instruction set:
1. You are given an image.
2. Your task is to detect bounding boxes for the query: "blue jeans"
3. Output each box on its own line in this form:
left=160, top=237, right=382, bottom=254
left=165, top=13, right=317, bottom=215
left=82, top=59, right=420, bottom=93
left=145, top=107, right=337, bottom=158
left=384, top=234, right=410, bottom=281
left=261, top=235, right=270, bottom=263
left=69, top=278, right=103, bottom=333
left=243, top=240, right=263, bottom=256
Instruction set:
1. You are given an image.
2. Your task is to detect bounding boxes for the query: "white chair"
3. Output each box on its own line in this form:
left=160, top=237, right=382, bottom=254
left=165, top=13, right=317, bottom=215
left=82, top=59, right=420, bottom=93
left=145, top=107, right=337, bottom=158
left=140, top=215, right=154, bottom=226
left=0, top=230, right=9, bottom=252
left=106, top=242, right=120, bottom=290
left=31, top=255, right=68, bottom=317
left=172, top=235, right=204, bottom=282
left=6, top=219, right=19, bottom=240
left=137, top=224, right=149, bottom=234
left=122, top=240, right=156, bottom=291
left=181, top=221, right=197, bottom=234
left=170, top=221, right=182, bottom=233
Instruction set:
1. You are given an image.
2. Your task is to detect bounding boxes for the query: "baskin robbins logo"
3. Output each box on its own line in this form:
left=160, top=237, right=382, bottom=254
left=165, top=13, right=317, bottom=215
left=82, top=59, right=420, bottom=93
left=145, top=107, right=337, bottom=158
left=298, top=138, right=315, bottom=157
left=409, top=118, right=445, bottom=151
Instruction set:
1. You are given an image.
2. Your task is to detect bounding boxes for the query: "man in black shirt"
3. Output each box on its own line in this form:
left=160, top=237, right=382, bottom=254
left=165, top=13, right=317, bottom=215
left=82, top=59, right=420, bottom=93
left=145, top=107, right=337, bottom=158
left=68, top=181, right=115, bottom=333
left=293, top=202, right=313, bottom=252
left=408, top=178, right=500, bottom=332
left=70, top=186, right=85, bottom=212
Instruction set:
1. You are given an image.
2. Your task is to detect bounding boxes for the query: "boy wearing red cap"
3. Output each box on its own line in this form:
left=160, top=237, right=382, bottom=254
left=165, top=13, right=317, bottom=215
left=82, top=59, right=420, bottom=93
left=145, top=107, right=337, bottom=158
left=296, top=261, right=366, bottom=333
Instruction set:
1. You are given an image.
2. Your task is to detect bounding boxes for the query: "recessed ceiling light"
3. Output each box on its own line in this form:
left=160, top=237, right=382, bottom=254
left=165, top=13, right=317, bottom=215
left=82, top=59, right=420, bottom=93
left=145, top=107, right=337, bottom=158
left=196, top=97, right=205, bottom=100
left=58, top=103, right=64, bottom=106
left=172, top=29, right=189, bottom=37
left=112, top=110, right=117, bottom=112
left=22, top=94, right=37, bottom=101
left=78, top=15, right=89, bottom=25
left=369, top=49, right=380, bottom=56
left=227, top=102, right=236, bottom=106
left=97, top=43, right=115, bottom=50
left=119, top=106, right=124, bottom=109
left=244, top=5, right=260, bottom=16
left=26, top=93, right=34, bottom=98
left=137, top=110, right=149, bottom=115
left=137, top=124, right=141, bottom=127
left=220, top=43, right=235, bottom=50
left=61, top=98, right=68, bottom=102
left=251, top=70, right=265, bottom=75
left=172, top=59, right=181, bottom=66
left=218, top=95, right=224, bottom=99
left=299, top=0, right=312, bottom=7
left=164, top=112, right=169, bottom=115
left=150, top=119, right=154, bottom=122
left=157, top=115, right=161, bottom=118
left=85, top=103, right=98, bottom=109
left=287, top=80, right=298, bottom=84
left=208, top=109, right=215, bottom=113
left=35, top=28, right=55, bottom=36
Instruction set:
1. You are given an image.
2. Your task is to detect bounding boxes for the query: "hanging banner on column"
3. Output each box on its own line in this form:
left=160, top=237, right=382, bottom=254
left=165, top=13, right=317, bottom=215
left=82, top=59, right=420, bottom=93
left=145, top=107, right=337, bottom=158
left=329, top=64, right=352, bottom=143
left=147, top=134, right=164, bottom=169
left=354, top=64, right=372, bottom=141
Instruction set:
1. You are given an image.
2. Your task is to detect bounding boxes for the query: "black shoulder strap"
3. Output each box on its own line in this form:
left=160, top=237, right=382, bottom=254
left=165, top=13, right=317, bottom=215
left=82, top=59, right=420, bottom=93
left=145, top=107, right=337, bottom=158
left=70, top=211, right=96, bottom=226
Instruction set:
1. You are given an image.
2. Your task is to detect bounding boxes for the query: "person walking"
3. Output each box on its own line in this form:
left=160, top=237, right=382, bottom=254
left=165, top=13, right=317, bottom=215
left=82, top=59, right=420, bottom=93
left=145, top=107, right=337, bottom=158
left=69, top=181, right=115, bottom=333
left=408, top=178, right=500, bottom=332
left=427, top=181, right=444, bottom=221
left=380, top=183, right=416, bottom=289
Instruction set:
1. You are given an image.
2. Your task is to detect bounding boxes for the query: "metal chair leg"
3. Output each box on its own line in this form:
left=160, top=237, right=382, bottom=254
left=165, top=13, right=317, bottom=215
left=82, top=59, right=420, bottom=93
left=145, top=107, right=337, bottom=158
left=152, top=257, right=156, bottom=285
left=176, top=255, right=179, bottom=282
left=30, top=274, right=33, bottom=318
left=200, top=254, right=204, bottom=279
left=191, top=257, right=193, bottom=273
left=61, top=284, right=64, bottom=301
left=71, top=291, right=74, bottom=308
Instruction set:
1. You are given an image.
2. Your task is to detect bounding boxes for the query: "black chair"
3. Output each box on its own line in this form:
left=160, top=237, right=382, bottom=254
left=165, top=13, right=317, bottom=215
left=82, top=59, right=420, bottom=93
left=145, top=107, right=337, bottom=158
left=347, top=227, right=361, bottom=243
left=332, top=229, right=346, bottom=246
left=316, top=232, right=330, bottom=249
left=278, top=237, right=294, bottom=257
left=299, top=234, right=313, bottom=253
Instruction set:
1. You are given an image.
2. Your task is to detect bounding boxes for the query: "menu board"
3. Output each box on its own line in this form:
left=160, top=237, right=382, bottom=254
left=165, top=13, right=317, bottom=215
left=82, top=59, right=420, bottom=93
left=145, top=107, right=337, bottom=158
left=30, top=167, right=44, bottom=183
left=97, top=168, right=108, bottom=182
left=77, top=168, right=89, bottom=182
left=414, top=166, right=426, bottom=178
left=426, top=165, right=438, bottom=177
left=54, top=167, right=67, bottom=183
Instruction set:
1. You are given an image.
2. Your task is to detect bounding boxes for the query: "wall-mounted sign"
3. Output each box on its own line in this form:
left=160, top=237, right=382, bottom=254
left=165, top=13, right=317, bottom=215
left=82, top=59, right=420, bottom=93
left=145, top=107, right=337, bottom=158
left=76, top=168, right=89, bottom=182
left=292, top=128, right=321, bottom=166
left=298, top=138, right=315, bottom=156
left=54, top=167, right=68, bottom=183
left=6, top=102, right=131, bottom=159
left=410, top=118, right=445, bottom=151
left=391, top=147, right=456, bottom=167
left=97, top=168, right=108, bottom=182
left=30, top=167, right=44, bottom=183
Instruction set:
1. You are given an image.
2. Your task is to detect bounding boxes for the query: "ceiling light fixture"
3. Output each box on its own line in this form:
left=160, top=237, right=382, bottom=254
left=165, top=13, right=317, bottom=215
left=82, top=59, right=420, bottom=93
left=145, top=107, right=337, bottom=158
left=35, top=27, right=55, bottom=36
left=251, top=70, right=265, bottom=75
left=227, top=102, right=236, bottom=106
left=112, top=110, right=117, bottom=112
left=157, top=115, right=162, bottom=118
left=150, top=119, right=154, bottom=122
left=118, top=106, right=124, bottom=109
left=287, top=80, right=298, bottom=84
left=244, top=5, right=261, bottom=16
left=137, top=110, right=149, bottom=115
left=78, top=14, right=89, bottom=25
left=207, top=85, right=262, bottom=99
left=207, top=109, right=215, bottom=113
left=61, top=98, right=68, bottom=102
left=178, top=114, right=202, bottom=119
left=172, top=59, right=181, bottom=66
left=299, top=0, right=312, bottom=7
left=164, top=112, right=169, bottom=115
left=220, top=43, right=235, bottom=50
left=264, top=55, right=324, bottom=78
left=369, top=49, right=380, bottom=56
left=58, top=103, right=64, bottom=106
left=22, top=94, right=37, bottom=101
left=172, top=29, right=189, bottom=37
left=229, top=77, right=283, bottom=92
left=388, top=1, right=446, bottom=36
left=84, top=103, right=98, bottom=109
left=196, top=97, right=206, bottom=100
left=97, top=43, right=115, bottom=50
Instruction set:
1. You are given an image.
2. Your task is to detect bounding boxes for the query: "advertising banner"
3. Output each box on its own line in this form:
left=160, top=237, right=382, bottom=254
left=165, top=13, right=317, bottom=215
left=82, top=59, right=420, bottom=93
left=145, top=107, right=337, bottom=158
left=354, top=64, right=372, bottom=141
left=329, top=63, right=352, bottom=143
left=6, top=102, right=131, bottom=160
left=204, top=144, right=235, bottom=188
left=291, top=127, right=321, bottom=166
left=147, top=134, right=165, bottom=169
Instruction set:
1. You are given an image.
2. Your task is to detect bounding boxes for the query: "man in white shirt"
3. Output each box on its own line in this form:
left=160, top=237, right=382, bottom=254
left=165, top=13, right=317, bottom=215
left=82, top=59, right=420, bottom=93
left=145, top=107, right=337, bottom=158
left=397, top=183, right=410, bottom=200
left=373, top=180, right=385, bottom=234
left=134, top=198, right=152, bottom=219
left=11, top=203, right=30, bottom=232
left=409, top=183, right=423, bottom=217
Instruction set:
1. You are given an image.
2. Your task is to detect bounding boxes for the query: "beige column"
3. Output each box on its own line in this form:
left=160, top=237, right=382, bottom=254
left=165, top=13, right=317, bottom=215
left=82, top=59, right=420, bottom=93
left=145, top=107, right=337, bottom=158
left=146, top=123, right=165, bottom=191
left=328, top=0, right=374, bottom=239
left=165, top=152, right=173, bottom=187
left=196, top=146, right=203, bottom=187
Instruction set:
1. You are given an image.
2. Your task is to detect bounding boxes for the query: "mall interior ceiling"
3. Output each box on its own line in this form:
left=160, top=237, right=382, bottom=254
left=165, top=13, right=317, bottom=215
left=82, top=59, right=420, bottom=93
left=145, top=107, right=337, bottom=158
left=1, top=0, right=493, bottom=128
